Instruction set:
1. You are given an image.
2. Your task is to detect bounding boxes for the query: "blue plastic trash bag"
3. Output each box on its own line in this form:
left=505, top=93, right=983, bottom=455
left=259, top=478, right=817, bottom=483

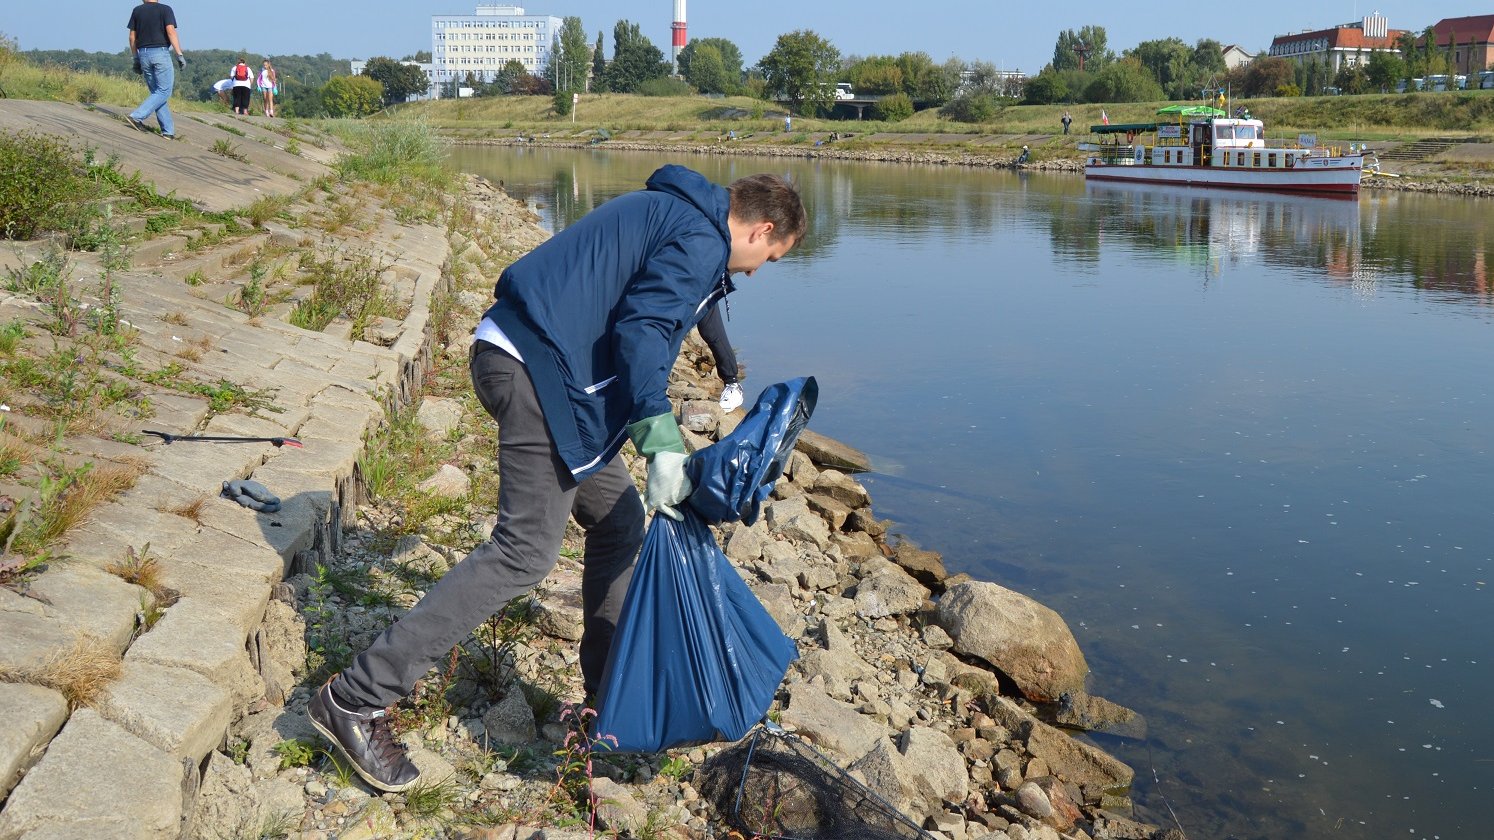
left=592, top=509, right=800, bottom=752
left=686, top=376, right=818, bottom=526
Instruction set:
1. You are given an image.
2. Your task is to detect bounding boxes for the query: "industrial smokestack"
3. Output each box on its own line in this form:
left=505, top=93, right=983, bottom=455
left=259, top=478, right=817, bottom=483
left=672, top=0, right=687, bottom=73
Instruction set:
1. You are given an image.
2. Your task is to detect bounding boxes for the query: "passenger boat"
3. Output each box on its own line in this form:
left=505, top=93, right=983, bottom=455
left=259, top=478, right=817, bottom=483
left=1080, top=104, right=1365, bottom=196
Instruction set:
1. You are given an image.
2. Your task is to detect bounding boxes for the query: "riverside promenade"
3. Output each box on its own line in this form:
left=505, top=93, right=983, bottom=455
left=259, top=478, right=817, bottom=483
left=0, top=99, right=450, bottom=838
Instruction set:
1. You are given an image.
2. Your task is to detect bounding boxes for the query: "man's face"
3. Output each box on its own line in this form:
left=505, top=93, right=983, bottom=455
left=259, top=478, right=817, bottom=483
left=728, top=220, right=795, bottom=277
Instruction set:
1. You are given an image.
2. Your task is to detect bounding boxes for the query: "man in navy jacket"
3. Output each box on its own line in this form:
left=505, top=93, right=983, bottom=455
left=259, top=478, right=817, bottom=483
left=309, top=165, right=806, bottom=791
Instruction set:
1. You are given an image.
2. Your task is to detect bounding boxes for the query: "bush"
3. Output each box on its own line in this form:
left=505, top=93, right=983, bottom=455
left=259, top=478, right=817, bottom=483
left=332, top=119, right=450, bottom=188
left=872, top=92, right=914, bottom=122
left=636, top=76, right=694, bottom=97
left=321, top=75, right=383, bottom=118
left=939, top=91, right=1004, bottom=124
left=0, top=131, right=101, bottom=240
left=552, top=89, right=573, bottom=116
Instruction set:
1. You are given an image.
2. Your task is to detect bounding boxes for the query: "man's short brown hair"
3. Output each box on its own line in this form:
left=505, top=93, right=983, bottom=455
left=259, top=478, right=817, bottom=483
left=727, top=174, right=806, bottom=244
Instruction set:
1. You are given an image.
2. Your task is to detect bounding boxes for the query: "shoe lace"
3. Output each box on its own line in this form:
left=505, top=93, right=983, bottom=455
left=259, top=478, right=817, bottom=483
left=365, top=712, right=408, bottom=770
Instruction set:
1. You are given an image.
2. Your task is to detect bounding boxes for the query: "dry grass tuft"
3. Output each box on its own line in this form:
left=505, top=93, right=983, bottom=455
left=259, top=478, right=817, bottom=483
left=164, top=495, right=209, bottom=524
left=0, top=634, right=122, bottom=709
left=162, top=311, right=190, bottom=326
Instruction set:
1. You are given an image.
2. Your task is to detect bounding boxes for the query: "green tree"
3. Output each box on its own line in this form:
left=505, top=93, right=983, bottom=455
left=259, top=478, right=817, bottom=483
left=687, top=44, right=730, bottom=94
left=1126, top=38, right=1190, bottom=98
left=894, top=51, right=947, bottom=104
left=361, top=56, right=428, bottom=104
left=1366, top=51, right=1405, bottom=92
left=550, top=16, right=589, bottom=93
left=1021, top=69, right=1067, bottom=104
left=847, top=55, right=903, bottom=95
left=758, top=29, right=841, bottom=115
left=591, top=31, right=607, bottom=92
left=1334, top=63, right=1369, bottom=94
left=678, top=37, right=744, bottom=90
left=1084, top=58, right=1164, bottom=103
left=405, top=50, right=432, bottom=63
left=321, top=75, right=383, bottom=117
left=1053, top=26, right=1112, bottom=72
left=1241, top=56, right=1296, bottom=97
left=604, top=20, right=670, bottom=93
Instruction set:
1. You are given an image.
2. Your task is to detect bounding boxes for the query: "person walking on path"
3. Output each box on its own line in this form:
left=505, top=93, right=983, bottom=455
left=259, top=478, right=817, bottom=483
left=1061, top=111, right=1073, bottom=135
left=229, top=57, right=253, bottom=115
left=126, top=0, right=186, bottom=138
left=257, top=59, right=278, bottom=117
left=696, top=301, right=744, bottom=411
left=307, top=165, right=806, bottom=792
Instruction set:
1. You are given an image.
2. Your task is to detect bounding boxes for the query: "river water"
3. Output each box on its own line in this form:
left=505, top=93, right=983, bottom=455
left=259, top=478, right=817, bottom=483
left=451, top=146, right=1494, bottom=840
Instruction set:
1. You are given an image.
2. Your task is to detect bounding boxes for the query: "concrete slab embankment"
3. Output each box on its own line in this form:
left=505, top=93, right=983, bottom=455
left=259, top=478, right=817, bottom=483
left=0, top=99, right=455, bottom=837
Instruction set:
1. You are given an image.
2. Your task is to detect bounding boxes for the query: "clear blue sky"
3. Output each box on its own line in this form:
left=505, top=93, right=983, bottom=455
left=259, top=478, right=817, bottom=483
left=6, top=1, right=1447, bottom=73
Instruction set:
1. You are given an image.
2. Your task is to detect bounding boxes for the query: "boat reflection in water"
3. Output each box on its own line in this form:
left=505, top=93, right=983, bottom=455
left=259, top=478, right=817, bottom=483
left=1081, top=181, right=1371, bottom=286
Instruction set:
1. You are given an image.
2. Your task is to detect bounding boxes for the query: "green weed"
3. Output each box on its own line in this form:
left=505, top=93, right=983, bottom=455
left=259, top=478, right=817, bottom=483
left=403, top=775, right=462, bottom=820
left=271, top=738, right=316, bottom=770
left=210, top=138, right=248, bottom=162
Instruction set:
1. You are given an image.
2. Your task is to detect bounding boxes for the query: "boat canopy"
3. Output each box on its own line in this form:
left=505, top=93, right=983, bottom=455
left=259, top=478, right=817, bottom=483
left=1089, top=122, right=1158, bottom=134
left=1156, top=105, right=1227, bottom=118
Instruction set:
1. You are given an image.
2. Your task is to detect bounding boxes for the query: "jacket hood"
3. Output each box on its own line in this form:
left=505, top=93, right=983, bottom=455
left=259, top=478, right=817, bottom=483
left=645, top=165, right=732, bottom=243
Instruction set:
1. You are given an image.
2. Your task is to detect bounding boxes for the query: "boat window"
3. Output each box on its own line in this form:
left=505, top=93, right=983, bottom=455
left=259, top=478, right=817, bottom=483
left=1269, top=152, right=1277, bottom=167
left=1215, top=126, right=1235, bottom=142
left=1253, top=152, right=1262, bottom=167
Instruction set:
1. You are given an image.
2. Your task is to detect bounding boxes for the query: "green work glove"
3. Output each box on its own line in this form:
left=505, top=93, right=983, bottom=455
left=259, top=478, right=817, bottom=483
left=627, top=412, right=691, bottom=520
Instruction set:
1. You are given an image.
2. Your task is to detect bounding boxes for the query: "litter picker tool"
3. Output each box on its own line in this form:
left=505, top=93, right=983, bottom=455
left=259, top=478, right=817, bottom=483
left=142, top=430, right=303, bottom=448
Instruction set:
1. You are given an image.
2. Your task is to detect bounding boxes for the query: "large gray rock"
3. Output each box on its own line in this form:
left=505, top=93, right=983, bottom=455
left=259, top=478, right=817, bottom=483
left=0, top=682, right=68, bottom=799
left=935, top=581, right=1088, bottom=702
left=795, top=430, right=872, bottom=473
left=765, top=496, right=832, bottom=550
left=900, top=726, right=969, bottom=810
left=0, top=709, right=183, bottom=839
left=415, top=396, right=465, bottom=440
left=416, top=463, right=471, bottom=499
left=592, top=777, right=650, bottom=836
left=847, top=738, right=920, bottom=816
left=811, top=470, right=871, bottom=509
left=853, top=559, right=928, bottom=619
left=780, top=683, right=891, bottom=763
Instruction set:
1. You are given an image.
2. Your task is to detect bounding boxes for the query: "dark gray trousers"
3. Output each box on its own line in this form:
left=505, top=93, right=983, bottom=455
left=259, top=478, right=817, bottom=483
left=334, top=342, right=645, bottom=710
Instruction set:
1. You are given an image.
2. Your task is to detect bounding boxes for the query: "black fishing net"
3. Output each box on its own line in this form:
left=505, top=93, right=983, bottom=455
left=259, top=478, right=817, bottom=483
left=696, top=724, right=936, bottom=840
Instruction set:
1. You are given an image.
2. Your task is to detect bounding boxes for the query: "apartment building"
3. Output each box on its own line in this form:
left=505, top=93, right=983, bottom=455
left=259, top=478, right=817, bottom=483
left=431, top=4, right=562, bottom=93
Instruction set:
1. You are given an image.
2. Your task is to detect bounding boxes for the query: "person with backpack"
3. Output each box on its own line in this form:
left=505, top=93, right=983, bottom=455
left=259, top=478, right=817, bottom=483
left=229, top=57, right=253, bottom=115
left=257, top=59, right=278, bottom=117
left=306, top=165, right=806, bottom=792
left=125, top=0, right=187, bottom=139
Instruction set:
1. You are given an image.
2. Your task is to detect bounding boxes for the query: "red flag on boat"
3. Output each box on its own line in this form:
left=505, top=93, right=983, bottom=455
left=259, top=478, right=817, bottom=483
left=1101, top=109, right=1110, bottom=125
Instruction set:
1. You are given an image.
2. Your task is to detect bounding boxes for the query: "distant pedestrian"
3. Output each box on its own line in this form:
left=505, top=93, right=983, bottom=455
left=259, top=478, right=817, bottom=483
left=126, top=0, right=187, bottom=139
left=229, top=56, right=253, bottom=115
left=258, top=60, right=278, bottom=117
left=1061, top=111, right=1072, bottom=135
left=784, top=114, right=791, bottom=133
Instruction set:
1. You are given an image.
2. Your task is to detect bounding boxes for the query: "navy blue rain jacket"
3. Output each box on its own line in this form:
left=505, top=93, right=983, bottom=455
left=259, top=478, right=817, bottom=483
left=482, top=165, right=733, bottom=480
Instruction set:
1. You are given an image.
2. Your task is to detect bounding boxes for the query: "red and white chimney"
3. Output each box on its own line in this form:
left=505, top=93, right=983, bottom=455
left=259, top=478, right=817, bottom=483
left=672, top=0, right=687, bottom=73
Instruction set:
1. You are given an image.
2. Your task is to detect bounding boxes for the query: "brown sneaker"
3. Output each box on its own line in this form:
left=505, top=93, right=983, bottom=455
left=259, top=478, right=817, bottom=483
left=307, top=679, right=419, bottom=792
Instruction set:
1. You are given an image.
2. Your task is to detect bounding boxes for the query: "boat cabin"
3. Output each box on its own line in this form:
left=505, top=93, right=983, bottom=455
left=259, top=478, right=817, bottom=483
left=1086, top=115, right=1315, bottom=170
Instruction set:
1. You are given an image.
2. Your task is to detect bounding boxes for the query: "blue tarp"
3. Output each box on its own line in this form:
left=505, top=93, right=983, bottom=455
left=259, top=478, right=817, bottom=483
left=592, top=379, right=816, bottom=752
left=686, top=377, right=818, bottom=526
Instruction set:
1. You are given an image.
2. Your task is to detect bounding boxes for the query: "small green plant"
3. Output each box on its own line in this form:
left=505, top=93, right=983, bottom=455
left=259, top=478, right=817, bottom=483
left=233, top=261, right=269, bottom=317
left=285, top=139, right=302, bottom=156
left=303, top=564, right=353, bottom=683
left=227, top=737, right=250, bottom=765
left=658, top=754, right=691, bottom=780
left=8, top=459, right=139, bottom=560
left=403, top=775, right=461, bottom=820
left=319, top=750, right=357, bottom=789
left=0, top=321, right=24, bottom=355
left=270, top=738, right=316, bottom=770
left=5, top=248, right=69, bottom=297
left=183, top=269, right=205, bottom=286
left=245, top=194, right=290, bottom=228
left=210, top=138, right=248, bottom=162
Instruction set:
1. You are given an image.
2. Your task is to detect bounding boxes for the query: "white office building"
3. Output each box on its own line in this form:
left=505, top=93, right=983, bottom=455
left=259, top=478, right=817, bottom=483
left=431, top=4, right=562, bottom=95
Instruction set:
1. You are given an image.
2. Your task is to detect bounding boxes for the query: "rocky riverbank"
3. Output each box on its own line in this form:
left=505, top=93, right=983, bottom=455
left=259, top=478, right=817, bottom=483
left=185, top=173, right=1181, bottom=840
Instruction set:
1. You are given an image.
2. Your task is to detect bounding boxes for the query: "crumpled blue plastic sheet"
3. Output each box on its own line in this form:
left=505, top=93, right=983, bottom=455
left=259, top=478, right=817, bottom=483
left=686, top=376, right=818, bottom=526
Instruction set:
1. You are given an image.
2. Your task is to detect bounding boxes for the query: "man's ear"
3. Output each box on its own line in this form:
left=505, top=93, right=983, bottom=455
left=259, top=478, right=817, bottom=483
left=751, top=220, right=776, bottom=242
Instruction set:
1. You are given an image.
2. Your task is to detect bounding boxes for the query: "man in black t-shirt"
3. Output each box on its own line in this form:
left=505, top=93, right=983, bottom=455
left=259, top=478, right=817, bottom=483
left=126, top=0, right=187, bottom=138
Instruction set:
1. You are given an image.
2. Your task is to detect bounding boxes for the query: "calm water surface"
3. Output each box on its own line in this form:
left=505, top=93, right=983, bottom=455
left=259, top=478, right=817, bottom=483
left=452, top=146, right=1494, bottom=840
